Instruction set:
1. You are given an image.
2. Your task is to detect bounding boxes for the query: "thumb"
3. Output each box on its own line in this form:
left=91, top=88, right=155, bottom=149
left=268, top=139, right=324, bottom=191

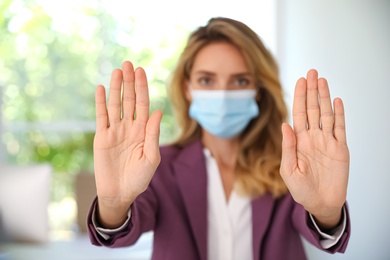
left=280, top=123, right=297, bottom=178
left=144, top=110, right=163, bottom=165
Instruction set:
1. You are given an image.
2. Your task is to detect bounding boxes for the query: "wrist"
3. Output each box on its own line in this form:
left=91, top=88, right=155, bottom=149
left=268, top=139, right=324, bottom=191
left=310, top=207, right=343, bottom=231
left=97, top=198, right=133, bottom=229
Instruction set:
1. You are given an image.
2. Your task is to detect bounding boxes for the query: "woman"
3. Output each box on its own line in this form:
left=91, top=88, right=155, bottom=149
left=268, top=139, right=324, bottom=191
left=87, top=17, right=350, bottom=260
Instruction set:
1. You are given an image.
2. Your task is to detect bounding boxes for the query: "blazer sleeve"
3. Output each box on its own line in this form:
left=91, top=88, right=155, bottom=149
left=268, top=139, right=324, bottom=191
left=87, top=184, right=159, bottom=248
left=292, top=201, right=351, bottom=254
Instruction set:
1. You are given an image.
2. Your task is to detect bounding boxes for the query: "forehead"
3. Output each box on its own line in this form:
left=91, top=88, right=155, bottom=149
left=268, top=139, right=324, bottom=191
left=191, top=42, right=249, bottom=75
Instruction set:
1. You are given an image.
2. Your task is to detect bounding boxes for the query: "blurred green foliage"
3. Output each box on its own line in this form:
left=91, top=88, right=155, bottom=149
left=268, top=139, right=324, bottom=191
left=0, top=0, right=186, bottom=201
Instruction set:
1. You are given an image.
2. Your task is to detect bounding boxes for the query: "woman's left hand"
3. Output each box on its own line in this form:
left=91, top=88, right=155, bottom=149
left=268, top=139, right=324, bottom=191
left=280, top=69, right=350, bottom=229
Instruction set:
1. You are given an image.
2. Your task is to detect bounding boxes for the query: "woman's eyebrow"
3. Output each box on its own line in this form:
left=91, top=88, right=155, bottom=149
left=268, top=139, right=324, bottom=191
left=193, top=71, right=251, bottom=77
left=193, top=70, right=215, bottom=76
left=230, top=72, right=252, bottom=77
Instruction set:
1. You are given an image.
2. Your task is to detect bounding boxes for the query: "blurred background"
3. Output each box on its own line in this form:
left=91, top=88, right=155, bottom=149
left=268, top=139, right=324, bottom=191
left=0, top=0, right=389, bottom=259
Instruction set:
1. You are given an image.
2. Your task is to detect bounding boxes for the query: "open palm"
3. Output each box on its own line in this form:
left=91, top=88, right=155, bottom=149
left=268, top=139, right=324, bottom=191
left=280, top=69, right=350, bottom=227
left=94, top=61, right=162, bottom=216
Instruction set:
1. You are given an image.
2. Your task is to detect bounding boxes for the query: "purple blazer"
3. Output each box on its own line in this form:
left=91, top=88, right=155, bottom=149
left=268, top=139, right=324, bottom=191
left=87, top=138, right=350, bottom=260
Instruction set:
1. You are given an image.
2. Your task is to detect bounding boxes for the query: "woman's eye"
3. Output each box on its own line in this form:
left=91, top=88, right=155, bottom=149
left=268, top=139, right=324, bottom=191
left=234, top=78, right=250, bottom=87
left=198, top=77, right=213, bottom=86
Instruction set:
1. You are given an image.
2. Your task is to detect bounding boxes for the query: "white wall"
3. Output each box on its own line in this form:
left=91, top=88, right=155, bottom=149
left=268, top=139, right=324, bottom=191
left=0, top=85, right=4, bottom=164
left=276, top=0, right=390, bottom=259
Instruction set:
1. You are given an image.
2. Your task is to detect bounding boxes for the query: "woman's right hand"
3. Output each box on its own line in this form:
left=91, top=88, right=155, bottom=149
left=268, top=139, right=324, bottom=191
left=93, top=61, right=162, bottom=228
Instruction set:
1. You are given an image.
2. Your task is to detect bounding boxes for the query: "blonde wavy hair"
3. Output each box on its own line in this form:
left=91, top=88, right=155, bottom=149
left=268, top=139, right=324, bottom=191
left=167, top=17, right=288, bottom=198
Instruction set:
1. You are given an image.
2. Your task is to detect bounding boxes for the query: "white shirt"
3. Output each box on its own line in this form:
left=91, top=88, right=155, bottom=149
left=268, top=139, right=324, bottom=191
left=205, top=148, right=253, bottom=260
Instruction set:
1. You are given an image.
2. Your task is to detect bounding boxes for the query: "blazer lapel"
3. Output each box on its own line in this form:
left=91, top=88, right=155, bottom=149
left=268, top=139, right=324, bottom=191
left=172, top=139, right=208, bottom=260
left=252, top=193, right=276, bottom=260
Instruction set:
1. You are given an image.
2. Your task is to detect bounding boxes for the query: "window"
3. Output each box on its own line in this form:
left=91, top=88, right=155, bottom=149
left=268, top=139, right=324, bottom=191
left=0, top=0, right=275, bottom=238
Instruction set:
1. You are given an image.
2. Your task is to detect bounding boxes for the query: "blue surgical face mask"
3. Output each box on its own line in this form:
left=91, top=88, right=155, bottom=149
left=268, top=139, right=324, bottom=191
left=189, top=89, right=259, bottom=138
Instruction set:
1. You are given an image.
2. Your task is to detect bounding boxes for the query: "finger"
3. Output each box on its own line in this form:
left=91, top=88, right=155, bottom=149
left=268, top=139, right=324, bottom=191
left=134, top=67, right=150, bottom=127
left=95, top=85, right=108, bottom=132
left=306, top=69, right=320, bottom=130
left=107, top=69, right=123, bottom=125
left=280, top=123, right=297, bottom=178
left=318, top=78, right=334, bottom=134
left=144, top=110, right=163, bottom=164
left=293, top=77, right=308, bottom=134
left=334, top=98, right=347, bottom=144
left=122, top=61, right=136, bottom=121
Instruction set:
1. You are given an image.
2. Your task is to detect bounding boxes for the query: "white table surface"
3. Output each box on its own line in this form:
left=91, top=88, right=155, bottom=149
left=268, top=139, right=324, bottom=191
left=0, top=232, right=153, bottom=260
